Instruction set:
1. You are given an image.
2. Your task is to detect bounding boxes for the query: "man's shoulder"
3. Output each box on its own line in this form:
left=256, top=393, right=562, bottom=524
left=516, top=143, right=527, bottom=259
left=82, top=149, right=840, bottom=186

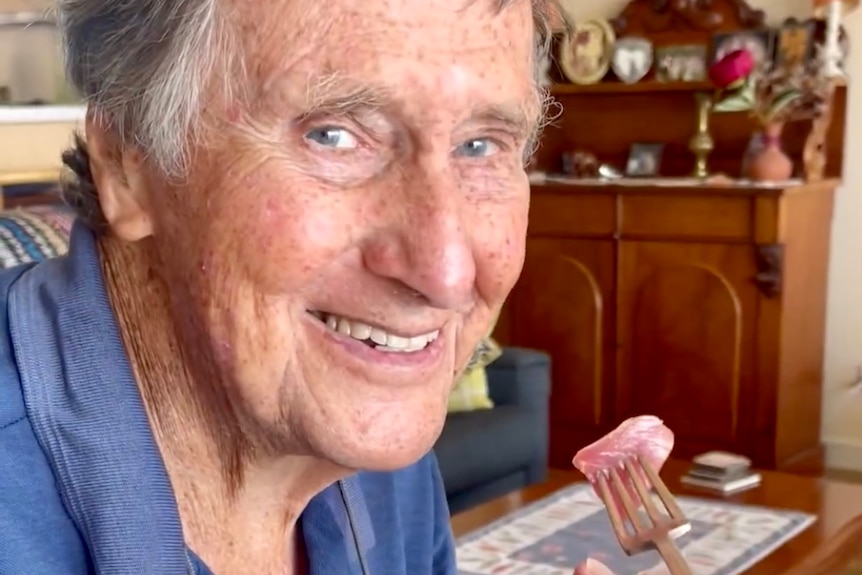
left=0, top=263, right=90, bottom=573
left=0, top=259, right=54, bottom=473
left=0, top=378, right=90, bottom=573
left=0, top=253, right=87, bottom=428
left=0, top=262, right=34, bottom=428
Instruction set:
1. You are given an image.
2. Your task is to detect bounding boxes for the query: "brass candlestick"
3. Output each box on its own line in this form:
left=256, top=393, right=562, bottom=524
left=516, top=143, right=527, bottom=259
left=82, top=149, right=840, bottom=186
left=689, top=92, right=714, bottom=179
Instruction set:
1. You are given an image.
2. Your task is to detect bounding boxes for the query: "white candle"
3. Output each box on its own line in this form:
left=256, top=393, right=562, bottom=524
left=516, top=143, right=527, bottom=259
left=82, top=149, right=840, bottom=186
left=824, top=0, right=843, bottom=77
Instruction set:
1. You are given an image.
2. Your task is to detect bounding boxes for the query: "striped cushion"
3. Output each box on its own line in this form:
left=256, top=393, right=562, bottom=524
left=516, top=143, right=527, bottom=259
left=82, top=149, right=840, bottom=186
left=0, top=205, right=74, bottom=268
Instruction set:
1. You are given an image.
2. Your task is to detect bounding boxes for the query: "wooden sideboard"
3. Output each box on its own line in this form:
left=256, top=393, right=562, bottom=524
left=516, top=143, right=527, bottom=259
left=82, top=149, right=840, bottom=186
left=494, top=179, right=836, bottom=474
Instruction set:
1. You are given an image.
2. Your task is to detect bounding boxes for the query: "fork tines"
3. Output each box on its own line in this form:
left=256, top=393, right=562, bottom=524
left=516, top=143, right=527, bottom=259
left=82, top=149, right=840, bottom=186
left=594, top=455, right=690, bottom=556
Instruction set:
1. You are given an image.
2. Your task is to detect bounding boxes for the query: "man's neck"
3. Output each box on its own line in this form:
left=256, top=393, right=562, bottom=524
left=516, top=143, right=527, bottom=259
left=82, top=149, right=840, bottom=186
left=97, top=235, right=343, bottom=574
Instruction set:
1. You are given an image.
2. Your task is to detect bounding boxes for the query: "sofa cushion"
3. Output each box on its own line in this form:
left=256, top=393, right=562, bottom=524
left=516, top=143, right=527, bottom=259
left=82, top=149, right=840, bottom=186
left=435, top=404, right=537, bottom=495
left=447, top=317, right=503, bottom=413
left=447, top=367, right=494, bottom=413
left=0, top=206, right=74, bottom=268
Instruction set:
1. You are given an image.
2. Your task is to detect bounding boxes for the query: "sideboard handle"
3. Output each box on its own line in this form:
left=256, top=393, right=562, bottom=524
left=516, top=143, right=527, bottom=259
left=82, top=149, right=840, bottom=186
left=754, top=244, right=784, bottom=298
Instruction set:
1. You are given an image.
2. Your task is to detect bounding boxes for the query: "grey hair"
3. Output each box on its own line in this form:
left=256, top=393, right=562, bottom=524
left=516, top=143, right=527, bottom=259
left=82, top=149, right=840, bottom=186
left=59, top=0, right=563, bottom=231
left=58, top=0, right=235, bottom=175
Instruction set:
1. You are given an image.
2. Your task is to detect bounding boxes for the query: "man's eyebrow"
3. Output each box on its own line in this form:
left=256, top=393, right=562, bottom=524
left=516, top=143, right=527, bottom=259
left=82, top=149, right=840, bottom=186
left=298, top=74, right=394, bottom=118
left=296, top=73, right=541, bottom=139
left=469, top=103, right=538, bottom=138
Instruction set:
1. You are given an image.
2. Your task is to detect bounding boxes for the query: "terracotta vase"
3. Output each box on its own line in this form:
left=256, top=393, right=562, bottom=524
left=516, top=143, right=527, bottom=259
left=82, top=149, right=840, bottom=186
left=746, top=123, right=793, bottom=182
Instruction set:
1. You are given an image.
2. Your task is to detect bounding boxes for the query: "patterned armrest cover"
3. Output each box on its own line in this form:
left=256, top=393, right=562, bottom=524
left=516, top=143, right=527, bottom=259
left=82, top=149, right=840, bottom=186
left=0, top=205, right=75, bottom=269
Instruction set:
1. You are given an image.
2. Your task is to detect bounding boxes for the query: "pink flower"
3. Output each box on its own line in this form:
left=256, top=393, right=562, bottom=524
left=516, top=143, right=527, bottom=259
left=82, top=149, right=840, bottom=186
left=709, top=49, right=754, bottom=90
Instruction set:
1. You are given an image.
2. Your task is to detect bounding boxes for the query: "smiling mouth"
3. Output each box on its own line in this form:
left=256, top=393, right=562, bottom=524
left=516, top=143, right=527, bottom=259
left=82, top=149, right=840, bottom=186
left=307, top=311, right=440, bottom=353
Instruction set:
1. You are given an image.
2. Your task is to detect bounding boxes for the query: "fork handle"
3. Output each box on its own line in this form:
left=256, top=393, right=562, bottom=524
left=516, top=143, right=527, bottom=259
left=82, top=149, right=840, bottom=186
left=654, top=535, right=694, bottom=575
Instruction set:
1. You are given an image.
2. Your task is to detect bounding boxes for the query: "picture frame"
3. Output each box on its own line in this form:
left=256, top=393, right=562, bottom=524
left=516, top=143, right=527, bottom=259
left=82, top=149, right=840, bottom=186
left=775, top=18, right=815, bottom=67
left=558, top=19, right=616, bottom=85
left=655, top=44, right=708, bottom=82
left=711, top=30, right=776, bottom=68
left=611, top=36, right=654, bottom=84
left=626, top=143, right=664, bottom=177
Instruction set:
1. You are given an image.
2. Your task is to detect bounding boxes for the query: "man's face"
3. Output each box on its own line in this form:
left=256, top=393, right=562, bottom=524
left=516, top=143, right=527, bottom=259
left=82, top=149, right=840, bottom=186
left=151, top=0, right=538, bottom=470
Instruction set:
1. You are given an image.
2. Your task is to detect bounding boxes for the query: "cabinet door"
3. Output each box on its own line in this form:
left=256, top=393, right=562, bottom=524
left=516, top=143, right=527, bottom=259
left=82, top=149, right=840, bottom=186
left=616, top=241, right=759, bottom=458
left=506, top=238, right=615, bottom=467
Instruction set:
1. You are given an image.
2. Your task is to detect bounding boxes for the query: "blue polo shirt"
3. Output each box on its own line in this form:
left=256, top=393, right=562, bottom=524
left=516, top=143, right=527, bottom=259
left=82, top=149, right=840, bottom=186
left=0, top=222, right=456, bottom=574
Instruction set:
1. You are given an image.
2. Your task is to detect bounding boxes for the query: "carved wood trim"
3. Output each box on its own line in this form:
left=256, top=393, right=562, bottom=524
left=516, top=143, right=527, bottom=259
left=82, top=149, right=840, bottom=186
left=732, top=0, right=767, bottom=28
left=804, top=82, right=837, bottom=183
left=754, top=244, right=784, bottom=297
left=611, top=0, right=766, bottom=37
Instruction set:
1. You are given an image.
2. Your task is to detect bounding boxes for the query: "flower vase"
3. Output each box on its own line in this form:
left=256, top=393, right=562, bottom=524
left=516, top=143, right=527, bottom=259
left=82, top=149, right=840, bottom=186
left=746, top=123, right=793, bottom=182
left=741, top=132, right=764, bottom=177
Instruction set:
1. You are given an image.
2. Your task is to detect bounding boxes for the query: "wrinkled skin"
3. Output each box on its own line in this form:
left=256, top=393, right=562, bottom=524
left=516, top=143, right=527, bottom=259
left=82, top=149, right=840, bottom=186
left=182, top=0, right=539, bottom=472
left=88, top=0, right=541, bottom=571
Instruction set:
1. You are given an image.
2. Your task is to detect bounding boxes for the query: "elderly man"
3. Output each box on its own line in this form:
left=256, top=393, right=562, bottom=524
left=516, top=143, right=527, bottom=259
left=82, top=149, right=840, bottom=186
left=0, top=0, right=613, bottom=573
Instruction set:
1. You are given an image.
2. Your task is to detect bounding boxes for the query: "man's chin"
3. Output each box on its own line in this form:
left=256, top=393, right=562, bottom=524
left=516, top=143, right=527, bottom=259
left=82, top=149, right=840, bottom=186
left=348, top=445, right=436, bottom=472
left=315, top=414, right=447, bottom=473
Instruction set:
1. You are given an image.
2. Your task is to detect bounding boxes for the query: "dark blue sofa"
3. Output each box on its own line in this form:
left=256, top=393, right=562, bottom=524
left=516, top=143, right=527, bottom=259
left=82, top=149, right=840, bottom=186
left=434, top=347, right=551, bottom=515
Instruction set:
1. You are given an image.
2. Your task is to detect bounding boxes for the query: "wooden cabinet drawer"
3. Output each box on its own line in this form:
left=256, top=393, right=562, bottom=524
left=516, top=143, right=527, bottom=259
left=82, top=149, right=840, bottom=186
left=528, top=192, right=615, bottom=237
left=620, top=194, right=754, bottom=241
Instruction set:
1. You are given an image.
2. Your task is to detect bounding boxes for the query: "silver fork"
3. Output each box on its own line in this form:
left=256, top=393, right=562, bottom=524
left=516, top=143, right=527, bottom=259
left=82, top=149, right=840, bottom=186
left=593, top=455, right=694, bottom=575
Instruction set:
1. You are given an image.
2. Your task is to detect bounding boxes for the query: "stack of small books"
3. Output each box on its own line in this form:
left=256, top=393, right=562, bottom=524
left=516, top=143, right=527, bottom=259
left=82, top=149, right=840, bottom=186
left=680, top=451, right=762, bottom=495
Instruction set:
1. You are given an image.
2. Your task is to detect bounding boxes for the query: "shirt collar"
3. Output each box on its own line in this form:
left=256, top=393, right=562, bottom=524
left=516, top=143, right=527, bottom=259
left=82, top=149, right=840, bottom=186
left=10, top=222, right=190, bottom=573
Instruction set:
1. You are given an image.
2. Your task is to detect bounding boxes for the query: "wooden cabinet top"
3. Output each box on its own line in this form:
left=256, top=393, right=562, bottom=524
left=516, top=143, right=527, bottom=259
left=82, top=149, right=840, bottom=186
left=527, top=177, right=837, bottom=244
left=530, top=177, right=840, bottom=198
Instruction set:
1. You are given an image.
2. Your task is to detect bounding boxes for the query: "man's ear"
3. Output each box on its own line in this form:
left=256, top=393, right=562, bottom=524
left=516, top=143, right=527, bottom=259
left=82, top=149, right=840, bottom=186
left=85, top=111, right=155, bottom=242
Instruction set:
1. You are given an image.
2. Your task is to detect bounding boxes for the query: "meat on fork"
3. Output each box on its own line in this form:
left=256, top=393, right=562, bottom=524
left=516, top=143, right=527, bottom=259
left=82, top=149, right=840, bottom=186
left=572, top=415, right=674, bottom=478
left=572, top=415, right=674, bottom=509
left=571, top=415, right=682, bottom=575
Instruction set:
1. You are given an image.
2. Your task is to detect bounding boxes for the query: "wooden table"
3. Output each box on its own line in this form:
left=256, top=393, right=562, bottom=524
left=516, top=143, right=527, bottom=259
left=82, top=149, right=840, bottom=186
left=451, top=459, right=862, bottom=574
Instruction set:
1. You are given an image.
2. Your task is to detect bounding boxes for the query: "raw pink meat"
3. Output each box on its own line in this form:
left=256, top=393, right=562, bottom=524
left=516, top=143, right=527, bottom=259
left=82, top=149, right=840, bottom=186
left=572, top=414, right=674, bottom=479
left=572, top=414, right=674, bottom=515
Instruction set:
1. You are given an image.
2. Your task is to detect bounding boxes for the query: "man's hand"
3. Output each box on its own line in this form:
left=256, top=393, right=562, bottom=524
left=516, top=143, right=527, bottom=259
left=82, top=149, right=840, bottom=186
left=575, top=558, right=617, bottom=574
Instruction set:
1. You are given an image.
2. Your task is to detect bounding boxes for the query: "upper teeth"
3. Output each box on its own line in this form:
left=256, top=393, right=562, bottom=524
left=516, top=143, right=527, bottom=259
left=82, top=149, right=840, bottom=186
left=321, top=313, right=439, bottom=352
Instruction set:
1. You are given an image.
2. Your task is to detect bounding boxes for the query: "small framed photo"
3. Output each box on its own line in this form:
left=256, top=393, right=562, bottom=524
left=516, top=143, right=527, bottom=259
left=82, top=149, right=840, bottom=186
left=626, top=143, right=664, bottom=177
left=558, top=19, right=616, bottom=85
left=711, top=30, right=775, bottom=68
left=655, top=44, right=708, bottom=82
left=775, top=18, right=814, bottom=68
left=612, top=36, right=654, bottom=84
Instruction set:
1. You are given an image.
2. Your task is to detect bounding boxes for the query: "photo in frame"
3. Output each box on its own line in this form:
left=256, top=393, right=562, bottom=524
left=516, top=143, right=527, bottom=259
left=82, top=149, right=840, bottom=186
left=558, top=19, right=616, bottom=85
left=611, top=36, right=654, bottom=84
left=711, top=30, right=776, bottom=68
left=625, top=143, right=664, bottom=177
left=655, top=44, right=708, bottom=82
left=775, top=18, right=815, bottom=67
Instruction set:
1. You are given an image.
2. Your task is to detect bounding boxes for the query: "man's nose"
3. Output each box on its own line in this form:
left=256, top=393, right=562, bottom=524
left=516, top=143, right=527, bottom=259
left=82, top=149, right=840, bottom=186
left=362, top=170, right=476, bottom=311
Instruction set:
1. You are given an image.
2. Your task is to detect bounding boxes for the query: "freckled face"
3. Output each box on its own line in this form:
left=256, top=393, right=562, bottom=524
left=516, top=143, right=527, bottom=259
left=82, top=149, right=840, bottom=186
left=154, top=0, right=537, bottom=470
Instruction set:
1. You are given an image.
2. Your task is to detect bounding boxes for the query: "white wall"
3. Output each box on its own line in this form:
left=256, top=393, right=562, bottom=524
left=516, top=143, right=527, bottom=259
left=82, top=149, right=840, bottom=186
left=822, top=8, right=862, bottom=471
left=0, top=0, right=65, bottom=103
left=0, top=3, right=83, bottom=174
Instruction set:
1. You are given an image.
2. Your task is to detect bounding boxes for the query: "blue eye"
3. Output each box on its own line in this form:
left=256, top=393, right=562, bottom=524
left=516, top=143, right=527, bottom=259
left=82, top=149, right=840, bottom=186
left=305, top=127, right=358, bottom=149
left=457, top=138, right=498, bottom=158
